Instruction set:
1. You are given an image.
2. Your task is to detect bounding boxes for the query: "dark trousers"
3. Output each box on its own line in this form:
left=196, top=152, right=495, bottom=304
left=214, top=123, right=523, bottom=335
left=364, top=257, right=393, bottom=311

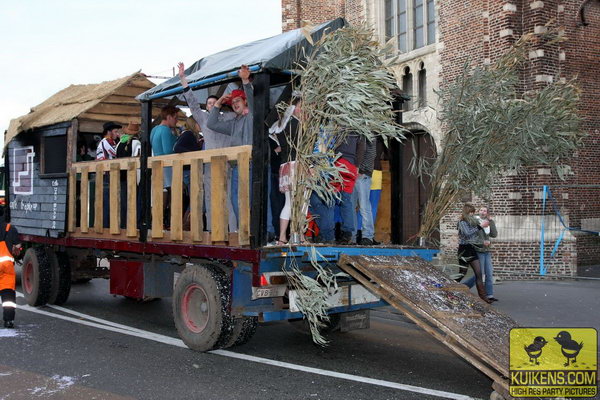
left=0, top=289, right=16, bottom=322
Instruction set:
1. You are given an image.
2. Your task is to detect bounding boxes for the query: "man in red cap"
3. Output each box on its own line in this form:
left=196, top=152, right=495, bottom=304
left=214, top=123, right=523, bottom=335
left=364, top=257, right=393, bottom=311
left=207, top=65, right=254, bottom=227
left=207, top=65, right=253, bottom=147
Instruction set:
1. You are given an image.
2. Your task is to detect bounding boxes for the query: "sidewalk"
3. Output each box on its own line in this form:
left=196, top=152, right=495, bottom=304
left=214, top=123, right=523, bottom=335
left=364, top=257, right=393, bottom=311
left=372, top=279, right=600, bottom=331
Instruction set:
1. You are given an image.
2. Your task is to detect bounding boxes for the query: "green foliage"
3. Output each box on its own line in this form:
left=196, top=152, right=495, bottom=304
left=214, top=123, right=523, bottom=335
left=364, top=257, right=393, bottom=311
left=416, top=33, right=585, bottom=239
left=281, top=23, right=407, bottom=345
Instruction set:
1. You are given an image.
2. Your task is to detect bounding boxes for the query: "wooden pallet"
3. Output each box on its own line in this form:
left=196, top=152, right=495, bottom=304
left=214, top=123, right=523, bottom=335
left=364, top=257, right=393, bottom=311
left=338, top=254, right=518, bottom=397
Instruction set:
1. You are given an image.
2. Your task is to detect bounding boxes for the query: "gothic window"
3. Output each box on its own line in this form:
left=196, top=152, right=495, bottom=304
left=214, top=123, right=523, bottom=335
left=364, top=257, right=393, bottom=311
left=402, top=67, right=413, bottom=111
left=418, top=62, right=427, bottom=108
left=383, top=0, right=436, bottom=53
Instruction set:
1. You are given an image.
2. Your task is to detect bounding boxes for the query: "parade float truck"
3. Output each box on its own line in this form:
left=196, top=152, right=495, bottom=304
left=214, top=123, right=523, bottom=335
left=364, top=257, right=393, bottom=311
left=4, top=19, right=514, bottom=399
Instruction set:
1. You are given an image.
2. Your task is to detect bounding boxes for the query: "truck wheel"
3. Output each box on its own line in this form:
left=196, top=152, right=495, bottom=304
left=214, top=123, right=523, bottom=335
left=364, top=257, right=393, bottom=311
left=235, top=316, right=258, bottom=346
left=223, top=316, right=258, bottom=348
left=172, top=264, right=234, bottom=351
left=46, top=250, right=71, bottom=305
left=21, top=247, right=52, bottom=306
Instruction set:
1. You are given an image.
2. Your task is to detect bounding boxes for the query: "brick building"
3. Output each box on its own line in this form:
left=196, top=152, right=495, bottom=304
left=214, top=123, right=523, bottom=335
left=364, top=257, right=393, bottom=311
left=282, top=0, right=600, bottom=278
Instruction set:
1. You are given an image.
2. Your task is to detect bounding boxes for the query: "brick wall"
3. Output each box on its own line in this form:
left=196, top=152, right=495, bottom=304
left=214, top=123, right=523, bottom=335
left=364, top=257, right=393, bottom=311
left=285, top=0, right=600, bottom=278
left=282, top=0, right=355, bottom=31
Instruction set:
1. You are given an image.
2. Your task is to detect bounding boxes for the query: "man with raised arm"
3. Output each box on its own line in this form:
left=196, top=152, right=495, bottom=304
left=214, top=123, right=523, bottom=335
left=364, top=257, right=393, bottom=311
left=177, top=62, right=237, bottom=232
left=206, top=65, right=254, bottom=146
left=205, top=65, right=255, bottom=227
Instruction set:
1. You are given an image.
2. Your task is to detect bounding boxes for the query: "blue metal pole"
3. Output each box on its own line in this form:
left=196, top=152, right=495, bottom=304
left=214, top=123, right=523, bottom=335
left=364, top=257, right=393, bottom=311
left=148, top=64, right=262, bottom=100
left=539, top=185, right=548, bottom=275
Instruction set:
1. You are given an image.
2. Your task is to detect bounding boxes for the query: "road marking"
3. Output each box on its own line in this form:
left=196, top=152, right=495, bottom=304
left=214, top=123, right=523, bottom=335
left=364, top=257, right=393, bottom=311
left=15, top=296, right=477, bottom=400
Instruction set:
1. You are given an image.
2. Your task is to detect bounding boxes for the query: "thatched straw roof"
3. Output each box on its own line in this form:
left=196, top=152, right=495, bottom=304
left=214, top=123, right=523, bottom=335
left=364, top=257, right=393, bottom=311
left=6, top=72, right=156, bottom=144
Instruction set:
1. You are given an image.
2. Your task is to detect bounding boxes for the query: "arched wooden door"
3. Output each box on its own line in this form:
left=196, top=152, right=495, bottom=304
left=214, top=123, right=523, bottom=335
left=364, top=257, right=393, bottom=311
left=391, top=130, right=437, bottom=245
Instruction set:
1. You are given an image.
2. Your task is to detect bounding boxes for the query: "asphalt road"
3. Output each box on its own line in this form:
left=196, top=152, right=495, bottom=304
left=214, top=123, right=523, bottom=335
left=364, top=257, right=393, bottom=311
left=0, top=278, right=495, bottom=400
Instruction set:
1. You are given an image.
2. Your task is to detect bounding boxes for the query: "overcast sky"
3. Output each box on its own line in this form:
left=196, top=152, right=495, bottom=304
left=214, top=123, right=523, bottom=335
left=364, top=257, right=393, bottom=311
left=0, top=0, right=282, bottom=150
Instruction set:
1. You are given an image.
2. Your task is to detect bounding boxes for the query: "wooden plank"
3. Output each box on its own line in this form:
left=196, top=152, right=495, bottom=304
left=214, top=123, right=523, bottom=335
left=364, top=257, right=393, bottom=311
left=88, top=103, right=143, bottom=116
left=102, top=94, right=145, bottom=105
left=80, top=166, right=89, bottom=233
left=71, top=227, right=139, bottom=241
left=94, top=164, right=104, bottom=234
left=190, top=159, right=204, bottom=242
left=210, top=156, right=228, bottom=242
left=151, top=160, right=164, bottom=239
left=237, top=151, right=250, bottom=246
left=430, top=310, right=484, bottom=319
left=109, top=162, right=120, bottom=234
left=66, top=119, right=78, bottom=174
left=126, top=161, right=137, bottom=238
left=67, top=167, right=76, bottom=232
left=425, top=284, right=470, bottom=292
left=72, top=157, right=139, bottom=173
left=148, top=146, right=251, bottom=167
left=170, top=160, right=184, bottom=241
left=338, top=257, right=503, bottom=384
left=113, top=85, right=155, bottom=97
left=368, top=263, right=418, bottom=270
left=338, top=255, right=512, bottom=378
left=77, top=119, right=105, bottom=134
left=79, top=113, right=140, bottom=125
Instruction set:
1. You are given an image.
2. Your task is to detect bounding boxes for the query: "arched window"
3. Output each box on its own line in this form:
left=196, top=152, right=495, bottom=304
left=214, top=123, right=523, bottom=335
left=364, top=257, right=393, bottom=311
left=418, top=62, right=427, bottom=108
left=402, top=66, right=413, bottom=111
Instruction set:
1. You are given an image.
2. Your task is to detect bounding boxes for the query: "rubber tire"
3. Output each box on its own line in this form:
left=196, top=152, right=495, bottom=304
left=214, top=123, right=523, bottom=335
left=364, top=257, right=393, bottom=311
left=21, top=247, right=52, bottom=306
left=223, top=316, right=259, bottom=348
left=172, top=264, right=234, bottom=351
left=46, top=250, right=71, bottom=305
left=234, top=316, right=258, bottom=346
left=289, top=313, right=341, bottom=335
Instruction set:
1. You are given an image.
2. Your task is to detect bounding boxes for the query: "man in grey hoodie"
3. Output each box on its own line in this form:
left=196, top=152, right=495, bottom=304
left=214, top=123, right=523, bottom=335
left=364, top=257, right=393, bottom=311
left=178, top=62, right=237, bottom=232
left=207, top=65, right=254, bottom=227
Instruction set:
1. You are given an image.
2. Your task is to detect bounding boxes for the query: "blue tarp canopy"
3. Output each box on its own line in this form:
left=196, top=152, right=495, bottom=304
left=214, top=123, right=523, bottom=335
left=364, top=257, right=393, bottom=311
left=137, top=18, right=346, bottom=101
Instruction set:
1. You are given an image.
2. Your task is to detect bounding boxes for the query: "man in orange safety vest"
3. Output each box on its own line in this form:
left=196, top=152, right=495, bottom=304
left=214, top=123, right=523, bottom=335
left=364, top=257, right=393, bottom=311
left=0, top=220, right=21, bottom=329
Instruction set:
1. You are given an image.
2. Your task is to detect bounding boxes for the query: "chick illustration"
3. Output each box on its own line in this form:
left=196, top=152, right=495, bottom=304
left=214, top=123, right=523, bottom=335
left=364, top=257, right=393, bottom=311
left=524, top=336, right=548, bottom=365
left=554, top=331, right=583, bottom=367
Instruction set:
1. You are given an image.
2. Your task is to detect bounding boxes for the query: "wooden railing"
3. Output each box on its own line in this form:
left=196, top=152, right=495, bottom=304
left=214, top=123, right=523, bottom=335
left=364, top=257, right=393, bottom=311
left=67, top=145, right=252, bottom=246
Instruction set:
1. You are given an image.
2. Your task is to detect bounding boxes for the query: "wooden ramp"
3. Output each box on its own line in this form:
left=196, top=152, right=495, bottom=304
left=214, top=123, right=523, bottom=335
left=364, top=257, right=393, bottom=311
left=338, top=254, right=518, bottom=397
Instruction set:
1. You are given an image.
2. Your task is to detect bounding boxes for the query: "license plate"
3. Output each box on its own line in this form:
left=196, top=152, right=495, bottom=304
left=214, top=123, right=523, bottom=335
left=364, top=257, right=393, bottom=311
left=252, top=285, right=286, bottom=299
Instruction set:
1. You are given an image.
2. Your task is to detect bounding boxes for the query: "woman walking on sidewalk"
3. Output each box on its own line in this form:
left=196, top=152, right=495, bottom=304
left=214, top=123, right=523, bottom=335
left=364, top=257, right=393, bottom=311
left=457, top=204, right=493, bottom=304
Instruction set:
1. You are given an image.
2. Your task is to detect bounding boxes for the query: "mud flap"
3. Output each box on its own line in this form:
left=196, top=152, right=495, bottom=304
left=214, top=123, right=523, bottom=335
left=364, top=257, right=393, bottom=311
left=340, top=310, right=370, bottom=332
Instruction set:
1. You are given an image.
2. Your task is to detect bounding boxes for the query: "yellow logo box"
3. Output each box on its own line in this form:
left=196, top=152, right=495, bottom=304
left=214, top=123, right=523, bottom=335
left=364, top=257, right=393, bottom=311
left=509, top=328, right=597, bottom=398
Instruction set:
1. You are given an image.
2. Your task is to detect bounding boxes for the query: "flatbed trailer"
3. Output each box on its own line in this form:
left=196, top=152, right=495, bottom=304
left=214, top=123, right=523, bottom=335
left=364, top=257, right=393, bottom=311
left=5, top=18, right=425, bottom=349
left=5, top=19, right=515, bottom=398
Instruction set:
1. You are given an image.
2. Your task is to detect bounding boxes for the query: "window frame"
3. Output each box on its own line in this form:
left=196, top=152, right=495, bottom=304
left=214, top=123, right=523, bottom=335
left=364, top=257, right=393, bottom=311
left=40, top=133, right=69, bottom=178
left=382, top=0, right=436, bottom=54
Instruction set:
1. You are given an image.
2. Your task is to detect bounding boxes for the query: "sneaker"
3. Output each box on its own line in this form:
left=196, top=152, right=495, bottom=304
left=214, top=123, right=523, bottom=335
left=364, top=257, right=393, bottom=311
left=336, top=231, right=353, bottom=245
left=488, top=297, right=499, bottom=302
left=314, top=235, right=336, bottom=245
left=3, top=321, right=14, bottom=329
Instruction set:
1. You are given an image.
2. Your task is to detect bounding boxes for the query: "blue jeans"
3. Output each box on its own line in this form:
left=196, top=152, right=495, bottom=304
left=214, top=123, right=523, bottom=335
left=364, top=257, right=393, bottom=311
left=463, top=252, right=494, bottom=297
left=310, top=192, right=335, bottom=241
left=230, top=164, right=254, bottom=233
left=353, top=175, right=374, bottom=240
left=310, top=191, right=355, bottom=241
left=338, top=191, right=355, bottom=234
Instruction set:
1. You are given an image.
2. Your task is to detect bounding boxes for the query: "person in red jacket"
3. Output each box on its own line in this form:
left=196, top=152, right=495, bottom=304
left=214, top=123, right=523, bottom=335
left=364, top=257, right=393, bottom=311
left=0, top=220, right=21, bottom=329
